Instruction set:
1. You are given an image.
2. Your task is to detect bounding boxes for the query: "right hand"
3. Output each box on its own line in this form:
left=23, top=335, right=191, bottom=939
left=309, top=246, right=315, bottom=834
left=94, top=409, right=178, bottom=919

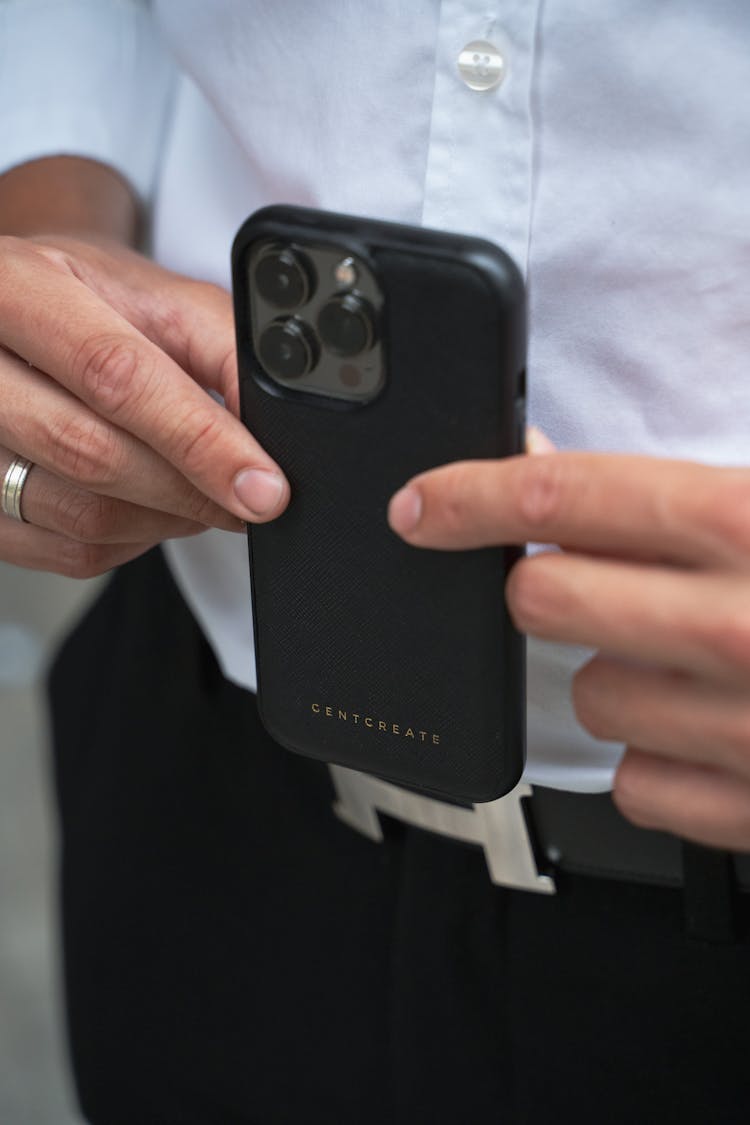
left=0, top=234, right=290, bottom=577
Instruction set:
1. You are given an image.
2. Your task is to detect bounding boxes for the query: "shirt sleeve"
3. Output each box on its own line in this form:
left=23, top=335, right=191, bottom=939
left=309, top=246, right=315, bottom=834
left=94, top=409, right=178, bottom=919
left=0, top=0, right=176, bottom=202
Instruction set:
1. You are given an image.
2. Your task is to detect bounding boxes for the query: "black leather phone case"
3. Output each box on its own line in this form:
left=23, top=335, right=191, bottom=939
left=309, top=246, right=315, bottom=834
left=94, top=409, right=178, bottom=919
left=232, top=205, right=526, bottom=802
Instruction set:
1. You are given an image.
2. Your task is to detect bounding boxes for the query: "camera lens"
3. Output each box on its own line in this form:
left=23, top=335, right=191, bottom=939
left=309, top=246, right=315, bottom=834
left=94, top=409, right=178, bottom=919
left=254, top=246, right=313, bottom=309
left=317, top=294, right=375, bottom=357
left=258, top=318, right=318, bottom=381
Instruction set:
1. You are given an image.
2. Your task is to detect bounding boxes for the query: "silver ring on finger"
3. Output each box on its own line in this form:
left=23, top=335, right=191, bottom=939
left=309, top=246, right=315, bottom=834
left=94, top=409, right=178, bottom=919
left=1, top=455, right=34, bottom=523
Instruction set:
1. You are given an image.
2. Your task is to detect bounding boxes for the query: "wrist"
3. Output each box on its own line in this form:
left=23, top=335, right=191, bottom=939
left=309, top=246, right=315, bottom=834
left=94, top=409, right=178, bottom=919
left=0, top=155, right=139, bottom=245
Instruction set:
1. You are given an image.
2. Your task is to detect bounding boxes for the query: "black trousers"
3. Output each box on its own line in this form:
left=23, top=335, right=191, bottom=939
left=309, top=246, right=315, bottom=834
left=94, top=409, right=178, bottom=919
left=49, top=549, right=750, bottom=1125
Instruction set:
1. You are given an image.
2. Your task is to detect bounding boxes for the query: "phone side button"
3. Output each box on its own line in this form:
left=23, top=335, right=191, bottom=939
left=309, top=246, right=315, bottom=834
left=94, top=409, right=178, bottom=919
left=514, top=397, right=525, bottom=454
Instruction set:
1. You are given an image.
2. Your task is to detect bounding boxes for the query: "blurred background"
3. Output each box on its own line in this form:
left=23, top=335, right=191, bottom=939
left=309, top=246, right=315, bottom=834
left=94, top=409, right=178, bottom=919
left=0, top=564, right=102, bottom=1124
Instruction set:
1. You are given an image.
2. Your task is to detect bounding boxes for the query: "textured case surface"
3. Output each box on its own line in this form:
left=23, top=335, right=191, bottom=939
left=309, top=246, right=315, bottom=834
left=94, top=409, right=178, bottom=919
left=232, top=206, right=526, bottom=802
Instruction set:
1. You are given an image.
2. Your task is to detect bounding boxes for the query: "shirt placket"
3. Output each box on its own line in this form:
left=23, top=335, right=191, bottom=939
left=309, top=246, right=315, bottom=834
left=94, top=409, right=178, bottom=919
left=421, top=0, right=541, bottom=275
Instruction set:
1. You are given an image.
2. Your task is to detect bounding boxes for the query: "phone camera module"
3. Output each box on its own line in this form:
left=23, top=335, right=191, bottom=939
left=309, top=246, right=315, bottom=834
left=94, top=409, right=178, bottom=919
left=249, top=239, right=383, bottom=403
left=317, top=294, right=375, bottom=357
left=333, top=257, right=358, bottom=288
left=258, top=318, right=319, bottom=381
left=254, top=246, right=314, bottom=310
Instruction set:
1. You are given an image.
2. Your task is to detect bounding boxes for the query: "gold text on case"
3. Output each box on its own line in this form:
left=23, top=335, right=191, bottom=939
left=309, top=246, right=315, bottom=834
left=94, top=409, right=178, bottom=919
left=311, top=704, right=440, bottom=745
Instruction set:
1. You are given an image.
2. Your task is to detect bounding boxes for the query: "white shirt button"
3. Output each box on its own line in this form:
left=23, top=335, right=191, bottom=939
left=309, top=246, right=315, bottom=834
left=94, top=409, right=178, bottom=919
left=457, top=40, right=506, bottom=92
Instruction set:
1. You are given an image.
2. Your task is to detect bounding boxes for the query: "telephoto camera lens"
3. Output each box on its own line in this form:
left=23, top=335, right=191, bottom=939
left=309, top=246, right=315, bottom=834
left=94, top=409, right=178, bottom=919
left=317, top=294, right=375, bottom=357
left=254, top=246, right=313, bottom=310
left=258, top=317, right=318, bottom=381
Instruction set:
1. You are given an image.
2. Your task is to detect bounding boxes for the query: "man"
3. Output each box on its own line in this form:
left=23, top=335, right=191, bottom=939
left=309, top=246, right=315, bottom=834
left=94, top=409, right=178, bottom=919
left=1, top=1, right=749, bottom=1121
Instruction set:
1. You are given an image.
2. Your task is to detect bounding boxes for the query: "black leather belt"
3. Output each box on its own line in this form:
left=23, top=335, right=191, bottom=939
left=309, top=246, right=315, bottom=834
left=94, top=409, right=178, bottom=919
left=329, top=765, right=749, bottom=942
left=529, top=786, right=750, bottom=892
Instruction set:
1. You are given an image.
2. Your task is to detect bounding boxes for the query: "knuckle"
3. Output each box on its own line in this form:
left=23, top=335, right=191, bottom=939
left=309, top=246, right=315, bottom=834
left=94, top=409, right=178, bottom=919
left=0, top=235, right=73, bottom=281
left=55, top=489, right=120, bottom=543
left=45, top=414, right=122, bottom=489
left=168, top=407, right=224, bottom=477
left=703, top=607, right=750, bottom=674
left=514, top=456, right=569, bottom=530
left=72, top=333, right=147, bottom=416
left=27, top=241, right=74, bottom=274
left=571, top=662, right=611, bottom=739
left=143, top=295, right=186, bottom=353
left=612, top=757, right=652, bottom=826
left=505, top=556, right=556, bottom=633
left=696, top=472, right=750, bottom=558
left=57, top=540, right=112, bottom=580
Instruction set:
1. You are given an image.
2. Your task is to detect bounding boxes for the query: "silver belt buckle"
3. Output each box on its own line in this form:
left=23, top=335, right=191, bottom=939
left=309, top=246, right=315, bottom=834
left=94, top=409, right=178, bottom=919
left=329, top=765, right=556, bottom=895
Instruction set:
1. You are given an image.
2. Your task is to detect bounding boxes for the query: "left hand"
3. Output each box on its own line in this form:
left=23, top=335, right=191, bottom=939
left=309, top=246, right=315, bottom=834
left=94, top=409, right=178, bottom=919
left=388, top=450, right=750, bottom=851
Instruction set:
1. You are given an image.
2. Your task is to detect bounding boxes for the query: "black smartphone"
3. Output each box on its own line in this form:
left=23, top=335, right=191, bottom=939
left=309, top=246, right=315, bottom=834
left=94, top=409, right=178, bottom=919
left=231, top=205, right=526, bottom=803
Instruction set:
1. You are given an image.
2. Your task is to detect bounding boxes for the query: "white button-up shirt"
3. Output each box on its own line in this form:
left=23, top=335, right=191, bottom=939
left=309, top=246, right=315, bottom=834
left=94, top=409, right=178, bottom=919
left=2, top=0, right=749, bottom=791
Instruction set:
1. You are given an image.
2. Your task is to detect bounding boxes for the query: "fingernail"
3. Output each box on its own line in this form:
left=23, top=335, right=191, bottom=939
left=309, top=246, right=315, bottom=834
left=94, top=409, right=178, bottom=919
left=233, top=468, right=285, bottom=518
left=388, top=485, right=422, bottom=536
left=526, top=426, right=556, bottom=455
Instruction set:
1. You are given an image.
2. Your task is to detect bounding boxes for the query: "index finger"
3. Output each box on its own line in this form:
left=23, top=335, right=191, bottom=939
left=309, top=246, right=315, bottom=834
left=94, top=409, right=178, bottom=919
left=387, top=452, right=750, bottom=568
left=0, top=245, right=287, bottom=522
